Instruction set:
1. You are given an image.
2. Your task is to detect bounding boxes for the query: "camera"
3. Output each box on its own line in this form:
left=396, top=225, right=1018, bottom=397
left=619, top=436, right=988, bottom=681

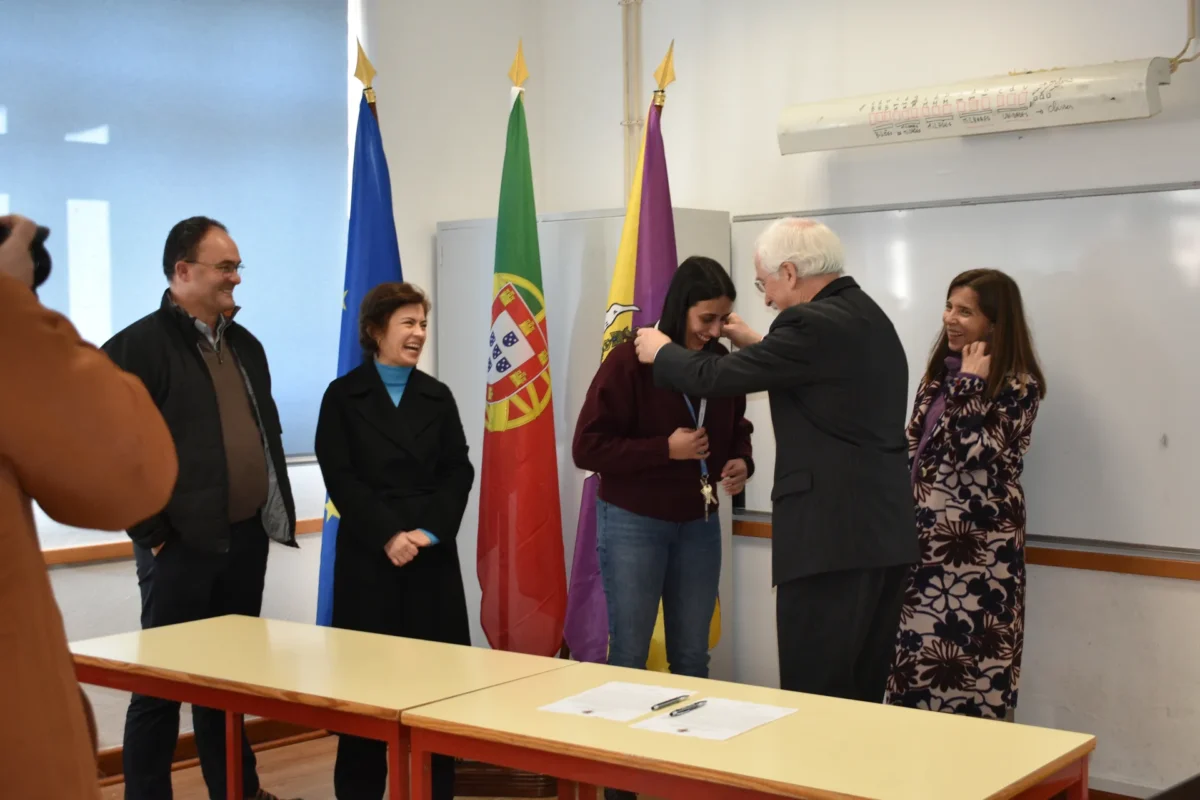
left=0, top=223, right=52, bottom=289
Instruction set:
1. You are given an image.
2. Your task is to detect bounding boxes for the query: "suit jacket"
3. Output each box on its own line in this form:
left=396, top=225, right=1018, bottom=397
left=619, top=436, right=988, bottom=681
left=0, top=273, right=177, bottom=799
left=653, top=276, right=919, bottom=585
left=315, top=362, right=475, bottom=645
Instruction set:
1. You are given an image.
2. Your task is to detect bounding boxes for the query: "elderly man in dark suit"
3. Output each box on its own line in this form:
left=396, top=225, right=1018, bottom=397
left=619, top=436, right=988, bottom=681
left=635, top=217, right=918, bottom=703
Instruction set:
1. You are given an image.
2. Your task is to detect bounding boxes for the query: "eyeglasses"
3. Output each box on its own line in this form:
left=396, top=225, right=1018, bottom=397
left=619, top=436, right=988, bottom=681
left=186, top=260, right=245, bottom=275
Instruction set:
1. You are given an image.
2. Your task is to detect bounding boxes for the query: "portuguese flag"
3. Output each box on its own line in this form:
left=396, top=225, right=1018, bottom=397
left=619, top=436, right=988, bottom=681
left=477, top=52, right=567, bottom=656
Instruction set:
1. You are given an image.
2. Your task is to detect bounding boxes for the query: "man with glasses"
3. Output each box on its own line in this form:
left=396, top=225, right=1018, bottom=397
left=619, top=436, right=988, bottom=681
left=634, top=217, right=916, bottom=706
left=103, top=216, right=298, bottom=800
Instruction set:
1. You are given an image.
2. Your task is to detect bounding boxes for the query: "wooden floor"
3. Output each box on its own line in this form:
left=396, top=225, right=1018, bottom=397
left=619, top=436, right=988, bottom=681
left=98, top=735, right=612, bottom=799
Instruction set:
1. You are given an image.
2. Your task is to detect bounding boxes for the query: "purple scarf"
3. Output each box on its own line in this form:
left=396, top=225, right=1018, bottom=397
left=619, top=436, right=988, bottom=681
left=911, top=355, right=962, bottom=484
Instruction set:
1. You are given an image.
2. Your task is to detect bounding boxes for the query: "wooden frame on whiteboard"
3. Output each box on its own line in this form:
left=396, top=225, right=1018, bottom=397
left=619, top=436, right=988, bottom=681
left=731, top=518, right=1200, bottom=582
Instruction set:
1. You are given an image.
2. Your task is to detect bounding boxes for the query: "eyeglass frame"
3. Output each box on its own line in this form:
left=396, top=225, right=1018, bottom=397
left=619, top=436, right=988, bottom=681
left=184, top=260, right=245, bottom=276
left=754, top=261, right=797, bottom=294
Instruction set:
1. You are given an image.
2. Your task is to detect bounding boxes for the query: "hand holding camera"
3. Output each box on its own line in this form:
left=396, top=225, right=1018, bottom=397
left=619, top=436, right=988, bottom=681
left=0, top=214, right=52, bottom=290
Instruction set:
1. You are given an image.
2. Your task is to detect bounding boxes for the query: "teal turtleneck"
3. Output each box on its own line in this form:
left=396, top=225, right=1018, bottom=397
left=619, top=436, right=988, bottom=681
left=375, top=361, right=414, bottom=407
left=374, top=360, right=438, bottom=545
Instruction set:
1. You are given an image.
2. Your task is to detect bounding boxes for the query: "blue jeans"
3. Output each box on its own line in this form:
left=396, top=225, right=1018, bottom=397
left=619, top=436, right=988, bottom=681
left=595, top=500, right=721, bottom=678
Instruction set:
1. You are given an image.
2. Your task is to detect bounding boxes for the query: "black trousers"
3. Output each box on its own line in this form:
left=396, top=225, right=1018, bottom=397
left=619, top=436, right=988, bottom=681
left=333, top=738, right=455, bottom=800
left=775, top=564, right=908, bottom=702
left=123, top=518, right=269, bottom=800
left=330, top=544, right=466, bottom=800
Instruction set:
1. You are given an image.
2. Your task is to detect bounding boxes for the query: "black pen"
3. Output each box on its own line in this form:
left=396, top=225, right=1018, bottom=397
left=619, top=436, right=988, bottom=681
left=650, top=694, right=690, bottom=712
left=668, top=699, right=706, bottom=717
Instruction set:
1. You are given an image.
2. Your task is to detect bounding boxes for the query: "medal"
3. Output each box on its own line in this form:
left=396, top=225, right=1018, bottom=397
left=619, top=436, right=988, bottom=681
left=683, top=395, right=715, bottom=521
left=700, top=479, right=717, bottom=522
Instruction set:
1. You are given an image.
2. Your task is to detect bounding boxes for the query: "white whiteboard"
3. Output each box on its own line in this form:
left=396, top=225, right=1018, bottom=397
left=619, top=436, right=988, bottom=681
left=435, top=208, right=737, bottom=674
left=732, top=185, right=1200, bottom=551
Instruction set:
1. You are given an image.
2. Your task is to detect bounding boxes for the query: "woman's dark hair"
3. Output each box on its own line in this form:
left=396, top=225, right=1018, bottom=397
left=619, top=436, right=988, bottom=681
left=359, top=282, right=431, bottom=355
left=924, top=268, right=1046, bottom=399
left=162, top=216, right=227, bottom=280
left=658, top=256, right=737, bottom=347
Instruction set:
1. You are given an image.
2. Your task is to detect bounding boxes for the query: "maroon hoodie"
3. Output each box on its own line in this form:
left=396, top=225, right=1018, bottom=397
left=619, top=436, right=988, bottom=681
left=573, top=340, right=754, bottom=522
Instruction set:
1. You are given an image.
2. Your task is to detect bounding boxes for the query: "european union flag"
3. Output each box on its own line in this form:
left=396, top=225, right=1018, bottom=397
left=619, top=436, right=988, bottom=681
left=316, top=94, right=402, bottom=626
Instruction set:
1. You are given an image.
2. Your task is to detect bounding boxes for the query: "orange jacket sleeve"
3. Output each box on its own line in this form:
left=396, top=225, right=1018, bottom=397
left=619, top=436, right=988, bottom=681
left=0, top=273, right=178, bottom=530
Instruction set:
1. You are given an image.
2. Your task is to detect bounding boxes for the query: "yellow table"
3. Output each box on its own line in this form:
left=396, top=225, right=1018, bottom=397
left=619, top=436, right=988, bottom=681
left=71, top=615, right=574, bottom=800
left=402, top=661, right=1095, bottom=800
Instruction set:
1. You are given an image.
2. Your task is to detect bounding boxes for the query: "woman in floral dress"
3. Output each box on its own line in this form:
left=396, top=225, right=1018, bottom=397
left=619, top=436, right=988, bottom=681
left=885, top=269, right=1046, bottom=719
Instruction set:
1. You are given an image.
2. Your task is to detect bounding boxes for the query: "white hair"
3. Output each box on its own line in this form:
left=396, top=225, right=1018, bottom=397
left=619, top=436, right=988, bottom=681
left=754, top=217, right=845, bottom=279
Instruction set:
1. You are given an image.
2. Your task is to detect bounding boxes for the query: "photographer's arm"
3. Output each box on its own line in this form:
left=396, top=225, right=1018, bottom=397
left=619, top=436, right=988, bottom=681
left=0, top=271, right=178, bottom=531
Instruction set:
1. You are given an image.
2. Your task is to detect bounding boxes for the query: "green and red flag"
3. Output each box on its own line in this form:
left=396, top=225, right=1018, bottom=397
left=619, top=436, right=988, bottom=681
left=477, top=43, right=567, bottom=656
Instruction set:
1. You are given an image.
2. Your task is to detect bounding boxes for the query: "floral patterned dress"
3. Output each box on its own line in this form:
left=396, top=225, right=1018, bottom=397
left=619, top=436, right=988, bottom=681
left=884, top=363, right=1041, bottom=719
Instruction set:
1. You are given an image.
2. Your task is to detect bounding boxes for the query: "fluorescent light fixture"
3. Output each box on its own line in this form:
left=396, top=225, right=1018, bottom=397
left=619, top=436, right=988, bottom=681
left=778, top=58, right=1172, bottom=154
left=0, top=106, right=7, bottom=135
left=64, top=124, right=110, bottom=145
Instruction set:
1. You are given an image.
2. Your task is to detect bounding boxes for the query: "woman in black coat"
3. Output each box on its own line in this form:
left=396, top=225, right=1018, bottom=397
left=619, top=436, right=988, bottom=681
left=314, top=281, right=474, bottom=800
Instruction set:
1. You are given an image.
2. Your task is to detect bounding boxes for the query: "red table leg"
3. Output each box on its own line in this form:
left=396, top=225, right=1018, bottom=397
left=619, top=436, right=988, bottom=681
left=75, top=662, right=410, bottom=799
left=556, top=778, right=575, bottom=799
left=225, top=710, right=244, bottom=800
left=388, top=724, right=410, bottom=800
left=410, top=731, right=432, bottom=800
left=1013, top=755, right=1090, bottom=800
left=1067, top=757, right=1089, bottom=800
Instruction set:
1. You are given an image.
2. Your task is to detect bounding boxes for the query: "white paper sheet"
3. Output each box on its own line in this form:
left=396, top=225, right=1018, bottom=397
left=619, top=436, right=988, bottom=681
left=538, top=681, right=695, bottom=722
left=631, top=697, right=796, bottom=741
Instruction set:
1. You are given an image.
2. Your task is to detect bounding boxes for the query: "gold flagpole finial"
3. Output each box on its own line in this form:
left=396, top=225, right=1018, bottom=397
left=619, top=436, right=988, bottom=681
left=509, top=39, right=530, bottom=88
left=653, top=40, right=676, bottom=106
left=355, top=39, right=377, bottom=103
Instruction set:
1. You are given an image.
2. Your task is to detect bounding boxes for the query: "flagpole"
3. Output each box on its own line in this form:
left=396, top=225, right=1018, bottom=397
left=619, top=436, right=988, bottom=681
left=500, top=40, right=530, bottom=654
left=620, top=0, right=644, bottom=198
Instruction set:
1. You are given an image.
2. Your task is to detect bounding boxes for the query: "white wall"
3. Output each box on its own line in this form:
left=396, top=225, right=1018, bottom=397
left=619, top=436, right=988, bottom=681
left=529, top=0, right=1200, bottom=218
left=641, top=0, right=1200, bottom=217
left=539, top=0, right=625, bottom=215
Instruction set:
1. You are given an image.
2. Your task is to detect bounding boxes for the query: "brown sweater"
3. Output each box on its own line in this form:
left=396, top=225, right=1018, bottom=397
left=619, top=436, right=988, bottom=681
left=198, top=340, right=268, bottom=523
left=0, top=273, right=177, bottom=799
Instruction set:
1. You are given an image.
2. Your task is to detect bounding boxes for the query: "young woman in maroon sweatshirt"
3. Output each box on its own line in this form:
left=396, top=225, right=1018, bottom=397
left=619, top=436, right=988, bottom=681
left=573, top=256, right=754, bottom=683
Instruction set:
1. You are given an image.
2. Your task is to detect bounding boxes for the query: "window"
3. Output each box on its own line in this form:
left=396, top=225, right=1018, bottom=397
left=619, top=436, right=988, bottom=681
left=0, top=0, right=349, bottom=456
